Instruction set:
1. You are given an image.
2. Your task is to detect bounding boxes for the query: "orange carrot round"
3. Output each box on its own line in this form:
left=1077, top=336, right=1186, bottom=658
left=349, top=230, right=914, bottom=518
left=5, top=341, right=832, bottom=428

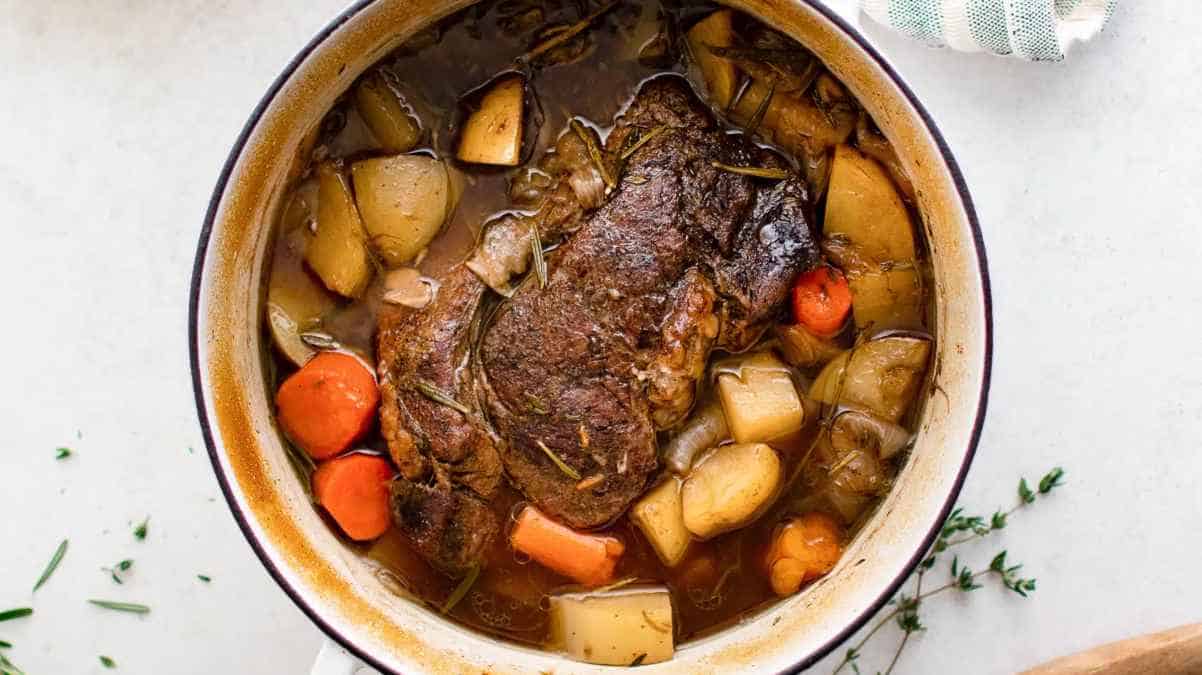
left=276, top=351, right=379, bottom=460
left=791, top=266, right=852, bottom=338
left=312, top=453, right=395, bottom=541
left=509, top=506, right=624, bottom=587
left=765, top=512, right=844, bottom=596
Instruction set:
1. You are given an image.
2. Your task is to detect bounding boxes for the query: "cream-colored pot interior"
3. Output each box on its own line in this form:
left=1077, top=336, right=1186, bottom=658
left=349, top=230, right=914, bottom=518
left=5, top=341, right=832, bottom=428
left=190, top=0, right=991, bottom=672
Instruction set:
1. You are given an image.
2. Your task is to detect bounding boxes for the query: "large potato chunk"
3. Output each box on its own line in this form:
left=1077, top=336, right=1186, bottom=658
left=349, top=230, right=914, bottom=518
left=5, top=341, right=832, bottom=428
left=630, top=478, right=689, bottom=567
left=810, top=336, right=932, bottom=423
left=549, top=587, right=674, bottom=666
left=350, top=154, right=450, bottom=266
left=825, top=144, right=916, bottom=263
left=682, top=443, right=782, bottom=540
left=848, top=266, right=923, bottom=331
left=686, top=10, right=737, bottom=109
left=457, top=75, right=525, bottom=166
left=354, top=71, right=420, bottom=154
left=305, top=163, right=372, bottom=298
left=716, top=352, right=805, bottom=443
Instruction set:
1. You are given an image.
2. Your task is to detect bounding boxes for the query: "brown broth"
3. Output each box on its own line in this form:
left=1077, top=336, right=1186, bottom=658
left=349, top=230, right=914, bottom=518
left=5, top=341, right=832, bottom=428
left=264, top=0, right=932, bottom=655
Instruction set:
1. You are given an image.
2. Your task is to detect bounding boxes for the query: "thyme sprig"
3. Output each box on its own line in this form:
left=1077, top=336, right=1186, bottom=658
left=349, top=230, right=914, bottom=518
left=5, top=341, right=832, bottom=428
left=832, top=466, right=1066, bottom=675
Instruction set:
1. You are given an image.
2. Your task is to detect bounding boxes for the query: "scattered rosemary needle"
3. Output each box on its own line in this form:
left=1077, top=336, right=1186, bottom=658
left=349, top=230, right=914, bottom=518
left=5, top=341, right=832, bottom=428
left=440, top=564, right=480, bottom=614
left=619, top=124, right=668, bottom=160
left=103, top=559, right=134, bottom=585
left=594, top=576, right=638, bottom=594
left=55, top=446, right=71, bottom=460
left=570, top=119, right=615, bottom=190
left=520, top=0, right=621, bottom=64
left=530, top=225, right=547, bottom=289
left=414, top=380, right=471, bottom=415
left=535, top=440, right=582, bottom=480
left=710, top=161, right=789, bottom=180
left=0, top=640, right=10, bottom=648
left=33, top=538, right=68, bottom=592
left=133, top=517, right=149, bottom=541
left=0, top=609, right=31, bottom=623
left=99, top=655, right=116, bottom=668
left=87, top=600, right=150, bottom=615
left=197, top=574, right=212, bottom=583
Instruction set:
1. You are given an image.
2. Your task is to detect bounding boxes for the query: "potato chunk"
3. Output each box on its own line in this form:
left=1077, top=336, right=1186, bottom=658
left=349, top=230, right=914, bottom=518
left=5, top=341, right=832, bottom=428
left=716, top=352, right=805, bottom=443
left=682, top=443, right=782, bottom=540
left=457, top=75, right=524, bottom=166
left=825, top=144, right=916, bottom=263
left=848, top=265, right=923, bottom=331
left=353, top=71, right=420, bottom=153
left=630, top=478, right=689, bottom=567
left=549, top=587, right=674, bottom=666
left=810, top=336, right=932, bottom=423
left=350, top=154, right=450, bottom=266
left=305, top=163, right=372, bottom=298
left=687, top=10, right=738, bottom=109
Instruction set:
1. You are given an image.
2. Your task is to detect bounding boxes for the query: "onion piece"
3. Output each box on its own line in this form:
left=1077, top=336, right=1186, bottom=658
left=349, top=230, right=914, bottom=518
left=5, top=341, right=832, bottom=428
left=663, top=400, right=728, bottom=475
left=830, top=409, right=912, bottom=460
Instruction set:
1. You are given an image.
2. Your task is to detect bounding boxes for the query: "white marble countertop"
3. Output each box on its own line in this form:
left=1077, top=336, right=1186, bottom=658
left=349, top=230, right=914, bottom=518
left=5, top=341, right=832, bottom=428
left=1, top=1, right=1196, bottom=673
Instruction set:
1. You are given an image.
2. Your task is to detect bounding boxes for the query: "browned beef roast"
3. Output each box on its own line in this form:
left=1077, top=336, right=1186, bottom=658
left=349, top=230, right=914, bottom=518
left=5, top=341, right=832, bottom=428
left=377, top=75, right=818, bottom=572
left=390, top=479, right=498, bottom=578
left=478, top=76, right=818, bottom=528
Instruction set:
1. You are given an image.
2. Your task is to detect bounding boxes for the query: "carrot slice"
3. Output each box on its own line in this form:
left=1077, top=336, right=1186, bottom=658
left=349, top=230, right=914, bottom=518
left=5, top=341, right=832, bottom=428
left=276, top=351, right=379, bottom=460
left=765, top=512, right=844, bottom=596
left=791, top=266, right=852, bottom=338
left=312, top=453, right=395, bottom=541
left=510, top=506, right=624, bottom=587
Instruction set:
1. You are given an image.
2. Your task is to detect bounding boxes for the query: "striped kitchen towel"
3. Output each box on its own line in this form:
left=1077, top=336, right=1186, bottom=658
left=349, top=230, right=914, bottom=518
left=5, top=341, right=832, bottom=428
left=858, top=0, right=1119, bottom=61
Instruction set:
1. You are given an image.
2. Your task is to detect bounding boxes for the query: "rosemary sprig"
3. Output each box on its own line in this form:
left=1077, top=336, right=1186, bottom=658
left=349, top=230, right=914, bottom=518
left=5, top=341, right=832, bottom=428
left=832, top=467, right=1066, bottom=675
left=519, top=0, right=621, bottom=65
left=571, top=119, right=615, bottom=190
left=440, top=564, right=480, bottom=614
left=619, top=124, right=668, bottom=161
left=103, top=559, right=134, bottom=585
left=414, top=380, right=471, bottom=415
left=710, top=161, right=788, bottom=180
left=530, top=225, right=547, bottom=289
left=535, top=440, right=582, bottom=480
left=33, top=539, right=68, bottom=591
left=0, top=610, right=31, bottom=624
left=87, top=600, right=150, bottom=615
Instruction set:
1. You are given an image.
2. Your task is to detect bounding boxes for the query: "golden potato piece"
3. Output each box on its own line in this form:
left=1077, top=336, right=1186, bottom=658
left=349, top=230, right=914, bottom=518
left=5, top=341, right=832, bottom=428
left=687, top=10, right=738, bottom=109
left=305, top=163, right=371, bottom=298
left=825, top=144, right=917, bottom=263
left=351, top=154, right=450, bottom=266
left=267, top=201, right=336, bottom=367
left=682, top=442, right=782, bottom=540
left=549, top=587, right=674, bottom=666
left=848, top=265, right=923, bottom=331
left=457, top=75, right=525, bottom=166
left=630, top=478, right=690, bottom=567
left=354, top=70, right=420, bottom=153
left=716, top=352, right=805, bottom=444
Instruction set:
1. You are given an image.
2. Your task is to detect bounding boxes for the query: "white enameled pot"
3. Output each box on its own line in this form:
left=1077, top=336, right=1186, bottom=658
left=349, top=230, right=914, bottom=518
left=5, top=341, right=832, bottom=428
left=189, top=1, right=991, bottom=672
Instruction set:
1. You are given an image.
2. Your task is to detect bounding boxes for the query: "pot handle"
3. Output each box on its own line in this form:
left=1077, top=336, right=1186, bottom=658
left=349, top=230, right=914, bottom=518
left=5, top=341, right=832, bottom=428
left=311, top=639, right=375, bottom=675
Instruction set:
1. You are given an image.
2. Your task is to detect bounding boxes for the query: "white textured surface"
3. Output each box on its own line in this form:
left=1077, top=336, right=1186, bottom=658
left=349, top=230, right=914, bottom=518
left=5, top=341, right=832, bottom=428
left=0, top=1, right=1196, bottom=673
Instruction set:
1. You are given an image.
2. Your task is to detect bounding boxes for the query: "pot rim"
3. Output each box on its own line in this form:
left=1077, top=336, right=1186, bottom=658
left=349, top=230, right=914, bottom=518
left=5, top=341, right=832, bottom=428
left=188, top=2, right=992, bottom=672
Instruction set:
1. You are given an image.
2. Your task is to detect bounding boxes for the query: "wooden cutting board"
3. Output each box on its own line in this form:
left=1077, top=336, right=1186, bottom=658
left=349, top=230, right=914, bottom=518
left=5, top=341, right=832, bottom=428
left=1023, top=623, right=1202, bottom=674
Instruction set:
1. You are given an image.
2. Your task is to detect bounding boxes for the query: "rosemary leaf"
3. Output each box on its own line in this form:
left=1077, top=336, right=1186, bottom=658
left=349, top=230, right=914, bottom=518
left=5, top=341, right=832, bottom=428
left=619, top=124, right=667, bottom=160
left=520, top=0, right=621, bottom=64
left=55, top=447, right=71, bottom=460
left=33, top=539, right=68, bottom=592
left=440, top=564, right=480, bottom=614
left=531, top=226, right=547, bottom=289
left=414, top=380, right=471, bottom=415
left=571, top=119, right=615, bottom=189
left=198, top=574, right=212, bottom=583
left=133, top=517, right=149, bottom=541
left=710, top=161, right=788, bottom=180
left=99, top=655, right=116, bottom=668
left=0, top=609, right=31, bottom=623
left=87, top=600, right=150, bottom=615
left=536, top=440, right=582, bottom=480
left=0, top=640, right=9, bottom=648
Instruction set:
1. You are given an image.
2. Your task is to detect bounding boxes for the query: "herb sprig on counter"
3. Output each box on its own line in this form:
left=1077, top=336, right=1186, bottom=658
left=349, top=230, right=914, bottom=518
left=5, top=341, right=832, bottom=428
left=832, top=466, right=1066, bottom=675
left=33, top=539, right=68, bottom=592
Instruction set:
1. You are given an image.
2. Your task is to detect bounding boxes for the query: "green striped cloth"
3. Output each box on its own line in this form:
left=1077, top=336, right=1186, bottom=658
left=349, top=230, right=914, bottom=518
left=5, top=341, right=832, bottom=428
left=856, top=0, right=1118, bottom=60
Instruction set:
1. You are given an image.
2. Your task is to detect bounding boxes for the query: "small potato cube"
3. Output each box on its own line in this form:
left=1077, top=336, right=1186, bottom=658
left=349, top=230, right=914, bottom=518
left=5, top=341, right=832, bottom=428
left=717, top=351, right=805, bottom=443
left=682, top=443, right=782, bottom=540
left=305, top=163, right=372, bottom=298
left=457, top=75, right=525, bottom=166
left=630, top=478, right=690, bottom=567
left=549, top=587, right=674, bottom=666
left=351, top=154, right=450, bottom=266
